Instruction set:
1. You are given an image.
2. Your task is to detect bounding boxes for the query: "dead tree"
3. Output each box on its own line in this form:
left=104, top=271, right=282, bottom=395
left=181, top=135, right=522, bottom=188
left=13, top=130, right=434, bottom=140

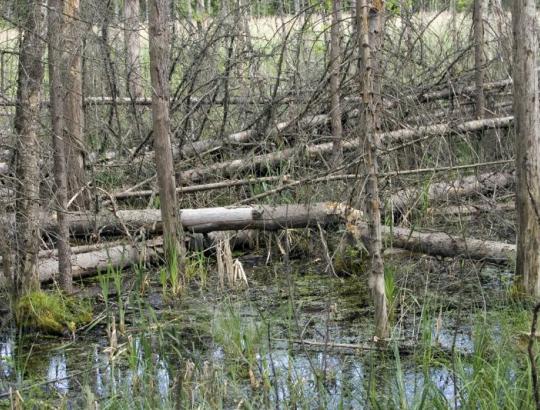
left=149, top=0, right=186, bottom=273
left=13, top=0, right=46, bottom=295
left=65, top=0, right=89, bottom=209
left=48, top=0, right=72, bottom=293
left=358, top=0, right=388, bottom=339
left=512, top=0, right=540, bottom=297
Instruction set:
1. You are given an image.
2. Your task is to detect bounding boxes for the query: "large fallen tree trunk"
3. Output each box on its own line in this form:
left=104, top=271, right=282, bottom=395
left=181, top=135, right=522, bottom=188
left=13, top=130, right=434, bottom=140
left=0, top=202, right=516, bottom=285
left=336, top=204, right=516, bottom=264
left=38, top=203, right=342, bottom=237
left=177, top=116, right=514, bottom=183
left=379, top=225, right=515, bottom=263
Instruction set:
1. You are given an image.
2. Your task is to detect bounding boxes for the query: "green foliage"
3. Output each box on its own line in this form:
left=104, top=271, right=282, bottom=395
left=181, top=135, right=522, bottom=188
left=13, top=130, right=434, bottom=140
left=212, top=305, right=265, bottom=378
left=185, top=251, right=209, bottom=287
left=15, top=291, right=92, bottom=334
left=334, top=241, right=368, bottom=275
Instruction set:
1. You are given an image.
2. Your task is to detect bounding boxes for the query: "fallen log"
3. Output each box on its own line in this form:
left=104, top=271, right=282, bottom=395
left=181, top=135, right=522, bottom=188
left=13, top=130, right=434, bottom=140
left=427, top=201, right=515, bottom=217
left=178, top=116, right=514, bottom=183
left=388, top=171, right=515, bottom=217
left=335, top=204, right=516, bottom=264
left=37, top=203, right=342, bottom=237
left=1, top=202, right=517, bottom=285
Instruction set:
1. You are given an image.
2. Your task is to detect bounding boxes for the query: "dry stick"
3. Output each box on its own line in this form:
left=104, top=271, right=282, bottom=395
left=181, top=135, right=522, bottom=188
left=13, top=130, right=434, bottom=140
left=529, top=302, right=540, bottom=410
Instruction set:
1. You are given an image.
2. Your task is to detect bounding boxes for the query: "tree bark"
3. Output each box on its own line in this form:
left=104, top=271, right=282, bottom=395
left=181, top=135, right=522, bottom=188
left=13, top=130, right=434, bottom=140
left=13, top=0, right=46, bottom=295
left=48, top=0, right=73, bottom=293
left=358, top=0, right=388, bottom=339
left=473, top=0, right=486, bottom=119
left=124, top=0, right=143, bottom=101
left=65, top=0, right=89, bottom=209
left=512, top=0, right=540, bottom=297
left=330, top=0, right=343, bottom=165
left=149, top=0, right=186, bottom=270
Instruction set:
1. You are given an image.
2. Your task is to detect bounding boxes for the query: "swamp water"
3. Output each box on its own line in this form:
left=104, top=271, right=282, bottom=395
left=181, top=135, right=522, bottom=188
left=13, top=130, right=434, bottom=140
left=0, top=254, right=533, bottom=409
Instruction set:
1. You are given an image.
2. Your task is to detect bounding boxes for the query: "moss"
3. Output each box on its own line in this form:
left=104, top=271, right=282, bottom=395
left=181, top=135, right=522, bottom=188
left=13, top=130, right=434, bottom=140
left=15, top=291, right=93, bottom=335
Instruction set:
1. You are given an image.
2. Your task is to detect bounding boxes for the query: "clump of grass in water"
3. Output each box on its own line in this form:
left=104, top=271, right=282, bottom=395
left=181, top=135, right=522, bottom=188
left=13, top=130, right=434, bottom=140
left=212, top=305, right=266, bottom=381
left=15, top=290, right=92, bottom=335
left=372, top=307, right=537, bottom=409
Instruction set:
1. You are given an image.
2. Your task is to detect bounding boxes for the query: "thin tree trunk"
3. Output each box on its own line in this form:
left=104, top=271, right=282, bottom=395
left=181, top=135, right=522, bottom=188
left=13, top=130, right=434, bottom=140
left=473, top=0, right=485, bottom=118
left=49, top=0, right=73, bottom=293
left=149, top=0, right=186, bottom=272
left=512, top=0, right=540, bottom=297
left=358, top=0, right=388, bottom=339
left=330, top=0, right=343, bottom=165
left=124, top=0, right=143, bottom=101
left=65, top=0, right=89, bottom=209
left=13, top=0, right=45, bottom=295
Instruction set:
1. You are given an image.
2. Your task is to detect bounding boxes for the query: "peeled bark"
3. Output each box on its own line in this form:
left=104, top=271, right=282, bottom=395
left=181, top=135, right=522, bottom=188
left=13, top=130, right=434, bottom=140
left=513, top=0, right=540, bottom=297
left=13, top=0, right=46, bottom=295
left=48, top=0, right=72, bottom=292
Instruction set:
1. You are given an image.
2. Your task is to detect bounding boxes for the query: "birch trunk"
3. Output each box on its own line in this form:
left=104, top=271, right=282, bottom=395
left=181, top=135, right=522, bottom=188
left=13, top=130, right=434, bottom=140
left=512, top=0, right=540, bottom=297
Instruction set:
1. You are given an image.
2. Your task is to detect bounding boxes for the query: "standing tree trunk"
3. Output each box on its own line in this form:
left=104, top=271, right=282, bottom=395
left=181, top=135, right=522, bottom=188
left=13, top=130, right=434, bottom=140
left=358, top=0, right=388, bottom=339
left=124, top=0, right=143, bottom=101
left=48, top=0, right=73, bottom=293
left=473, top=0, right=485, bottom=119
left=512, top=0, right=540, bottom=297
left=13, top=0, right=45, bottom=295
left=124, top=0, right=144, bottom=143
left=330, top=0, right=343, bottom=165
left=65, top=0, right=89, bottom=209
left=149, top=0, right=186, bottom=275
